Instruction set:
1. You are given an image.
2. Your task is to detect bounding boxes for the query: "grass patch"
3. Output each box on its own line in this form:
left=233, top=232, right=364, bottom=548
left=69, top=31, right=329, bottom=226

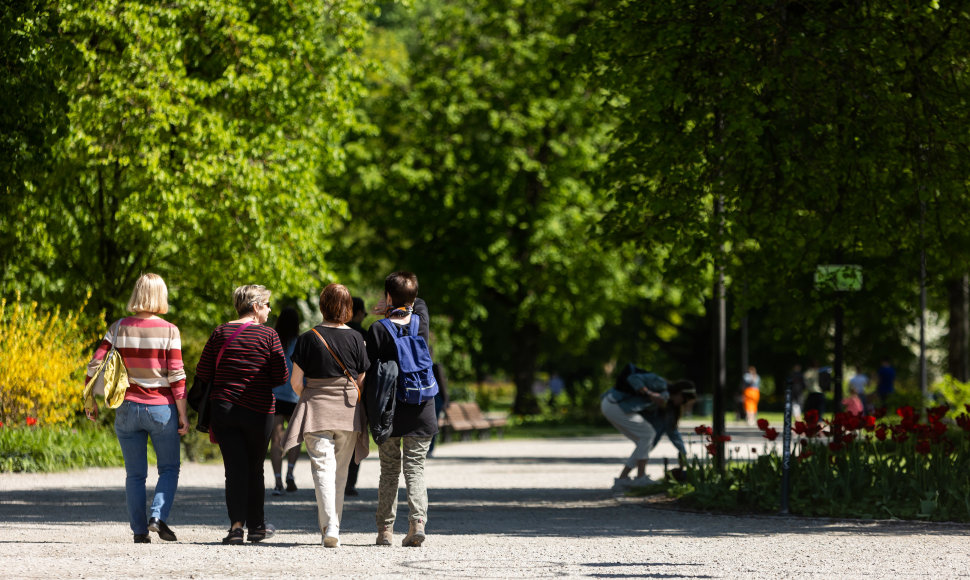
left=0, top=422, right=130, bottom=472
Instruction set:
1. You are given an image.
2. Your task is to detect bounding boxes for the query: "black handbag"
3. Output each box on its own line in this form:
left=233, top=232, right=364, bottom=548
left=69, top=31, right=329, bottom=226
left=189, top=322, right=252, bottom=433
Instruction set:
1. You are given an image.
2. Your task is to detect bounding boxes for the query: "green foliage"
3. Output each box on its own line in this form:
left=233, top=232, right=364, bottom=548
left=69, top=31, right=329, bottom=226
left=0, top=293, right=93, bottom=425
left=0, top=1, right=73, bottom=294
left=6, top=0, right=380, bottom=330
left=580, top=0, right=970, bottom=352
left=335, top=0, right=658, bottom=413
left=934, top=375, right=970, bottom=416
left=0, top=421, right=129, bottom=472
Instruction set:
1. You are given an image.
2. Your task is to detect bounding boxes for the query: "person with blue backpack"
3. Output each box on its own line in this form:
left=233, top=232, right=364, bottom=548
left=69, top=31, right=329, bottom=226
left=365, top=271, right=438, bottom=547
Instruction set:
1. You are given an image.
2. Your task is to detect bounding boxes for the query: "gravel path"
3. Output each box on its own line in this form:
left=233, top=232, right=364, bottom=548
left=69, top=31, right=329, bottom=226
left=2, top=426, right=968, bottom=579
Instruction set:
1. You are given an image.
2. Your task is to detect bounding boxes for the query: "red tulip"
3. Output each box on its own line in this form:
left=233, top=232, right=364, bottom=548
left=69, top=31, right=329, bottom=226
left=25, top=417, right=37, bottom=426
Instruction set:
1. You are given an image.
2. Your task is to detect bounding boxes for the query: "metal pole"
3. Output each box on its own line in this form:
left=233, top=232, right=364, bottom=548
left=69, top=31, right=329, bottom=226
left=920, top=200, right=928, bottom=418
left=713, top=195, right=727, bottom=470
left=833, top=303, right=844, bottom=418
left=780, top=373, right=793, bottom=514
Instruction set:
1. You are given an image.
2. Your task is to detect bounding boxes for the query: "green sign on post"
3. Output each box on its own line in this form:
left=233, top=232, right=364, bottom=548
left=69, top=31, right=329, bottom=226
left=814, top=265, right=863, bottom=292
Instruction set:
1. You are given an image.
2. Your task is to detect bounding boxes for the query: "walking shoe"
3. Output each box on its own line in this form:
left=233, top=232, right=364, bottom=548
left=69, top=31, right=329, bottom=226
left=133, top=533, right=151, bottom=544
left=148, top=517, right=177, bottom=541
left=323, top=524, right=340, bottom=548
left=375, top=525, right=393, bottom=546
left=611, top=477, right=634, bottom=491
left=248, top=522, right=276, bottom=543
left=344, top=487, right=359, bottom=497
left=401, top=519, right=426, bottom=547
left=630, top=475, right=656, bottom=487
left=272, top=481, right=284, bottom=496
left=222, top=527, right=244, bottom=545
left=286, top=478, right=298, bottom=493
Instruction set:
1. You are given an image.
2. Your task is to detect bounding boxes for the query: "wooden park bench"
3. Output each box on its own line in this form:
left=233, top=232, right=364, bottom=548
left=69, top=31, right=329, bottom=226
left=438, top=401, right=509, bottom=442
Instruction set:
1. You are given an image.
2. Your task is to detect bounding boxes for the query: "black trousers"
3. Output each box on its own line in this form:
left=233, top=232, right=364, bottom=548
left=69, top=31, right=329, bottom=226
left=211, top=401, right=273, bottom=529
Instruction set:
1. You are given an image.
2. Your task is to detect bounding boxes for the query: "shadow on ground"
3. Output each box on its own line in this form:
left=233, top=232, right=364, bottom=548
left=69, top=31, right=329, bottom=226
left=3, top=462, right=967, bottom=541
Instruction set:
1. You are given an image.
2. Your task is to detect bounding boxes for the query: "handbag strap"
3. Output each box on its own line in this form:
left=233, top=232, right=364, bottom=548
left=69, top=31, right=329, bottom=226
left=310, top=327, right=361, bottom=400
left=216, top=322, right=253, bottom=370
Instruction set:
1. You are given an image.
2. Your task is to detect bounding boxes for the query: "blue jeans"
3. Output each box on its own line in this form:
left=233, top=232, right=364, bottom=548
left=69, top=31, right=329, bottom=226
left=114, top=401, right=181, bottom=534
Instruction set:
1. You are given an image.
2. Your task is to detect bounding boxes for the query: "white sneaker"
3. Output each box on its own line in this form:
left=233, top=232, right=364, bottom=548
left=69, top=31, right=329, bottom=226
left=630, top=475, right=656, bottom=487
left=323, top=525, right=340, bottom=548
left=612, top=477, right=634, bottom=491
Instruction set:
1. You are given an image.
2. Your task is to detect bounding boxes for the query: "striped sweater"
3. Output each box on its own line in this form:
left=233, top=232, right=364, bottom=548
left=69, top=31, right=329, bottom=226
left=85, top=316, right=187, bottom=405
left=195, top=323, right=289, bottom=414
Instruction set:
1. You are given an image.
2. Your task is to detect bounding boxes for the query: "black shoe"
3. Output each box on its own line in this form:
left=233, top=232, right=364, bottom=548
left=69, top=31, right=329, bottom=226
left=133, top=533, right=151, bottom=544
left=271, top=481, right=284, bottom=496
left=148, top=517, right=177, bottom=542
left=344, top=487, right=359, bottom=497
left=222, top=527, right=244, bottom=545
left=285, top=478, right=297, bottom=492
left=248, top=522, right=276, bottom=543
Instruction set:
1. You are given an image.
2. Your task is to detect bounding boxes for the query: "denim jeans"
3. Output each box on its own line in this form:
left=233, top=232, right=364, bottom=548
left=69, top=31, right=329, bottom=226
left=114, top=401, right=181, bottom=534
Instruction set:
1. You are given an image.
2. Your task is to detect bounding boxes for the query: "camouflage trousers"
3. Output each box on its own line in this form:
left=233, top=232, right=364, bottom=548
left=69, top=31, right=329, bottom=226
left=375, top=436, right=432, bottom=528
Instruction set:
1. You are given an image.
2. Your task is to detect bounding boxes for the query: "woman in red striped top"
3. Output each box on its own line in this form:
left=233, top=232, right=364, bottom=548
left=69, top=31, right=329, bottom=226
left=195, top=284, right=289, bottom=545
left=84, top=273, right=188, bottom=544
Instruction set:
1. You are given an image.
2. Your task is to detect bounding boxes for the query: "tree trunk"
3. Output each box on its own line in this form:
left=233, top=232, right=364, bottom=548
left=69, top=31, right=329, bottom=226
left=947, top=274, right=970, bottom=382
left=511, top=322, right=542, bottom=415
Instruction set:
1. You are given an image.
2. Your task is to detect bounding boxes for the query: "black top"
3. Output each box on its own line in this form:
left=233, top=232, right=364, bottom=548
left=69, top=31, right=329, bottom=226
left=365, top=300, right=437, bottom=437
left=292, top=325, right=369, bottom=380
left=196, top=323, right=289, bottom=414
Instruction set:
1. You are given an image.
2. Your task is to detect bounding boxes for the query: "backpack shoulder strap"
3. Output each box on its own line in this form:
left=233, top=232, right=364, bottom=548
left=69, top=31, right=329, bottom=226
left=408, top=315, right=421, bottom=336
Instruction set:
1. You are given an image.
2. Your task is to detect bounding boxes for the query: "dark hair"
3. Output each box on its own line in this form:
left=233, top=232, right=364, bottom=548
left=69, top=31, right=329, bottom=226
left=275, top=307, right=300, bottom=348
left=320, top=283, right=353, bottom=324
left=669, top=380, right=697, bottom=402
left=667, top=379, right=697, bottom=427
left=351, top=297, right=365, bottom=316
left=385, top=271, right=418, bottom=307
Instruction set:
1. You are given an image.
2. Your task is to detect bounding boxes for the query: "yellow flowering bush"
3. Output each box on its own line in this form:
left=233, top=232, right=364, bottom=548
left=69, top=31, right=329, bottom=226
left=0, top=294, right=91, bottom=426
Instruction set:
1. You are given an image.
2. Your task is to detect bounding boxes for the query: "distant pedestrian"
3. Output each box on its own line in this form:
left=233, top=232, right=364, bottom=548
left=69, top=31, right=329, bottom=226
left=344, top=296, right=368, bottom=497
left=742, top=366, right=761, bottom=426
left=848, top=367, right=871, bottom=415
left=270, top=307, right=301, bottom=496
left=876, top=359, right=896, bottom=405
left=803, top=362, right=827, bottom=417
left=787, top=364, right=805, bottom=420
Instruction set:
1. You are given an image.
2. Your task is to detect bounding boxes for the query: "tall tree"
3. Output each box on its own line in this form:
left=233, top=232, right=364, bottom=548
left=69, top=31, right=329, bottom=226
left=0, top=1, right=73, bottom=295
left=581, top=1, right=970, bottom=383
left=335, top=0, right=653, bottom=413
left=7, top=0, right=377, bottom=326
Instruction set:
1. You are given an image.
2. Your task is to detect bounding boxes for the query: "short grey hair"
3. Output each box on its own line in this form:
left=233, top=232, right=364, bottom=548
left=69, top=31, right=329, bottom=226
left=232, top=284, right=271, bottom=316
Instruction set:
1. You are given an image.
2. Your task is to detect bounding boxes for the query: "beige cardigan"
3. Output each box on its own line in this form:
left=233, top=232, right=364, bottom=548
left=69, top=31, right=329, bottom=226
left=282, top=376, right=369, bottom=464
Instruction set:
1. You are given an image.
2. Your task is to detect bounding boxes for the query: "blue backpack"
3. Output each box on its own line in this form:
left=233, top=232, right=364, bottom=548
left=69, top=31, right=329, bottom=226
left=379, top=315, right=438, bottom=404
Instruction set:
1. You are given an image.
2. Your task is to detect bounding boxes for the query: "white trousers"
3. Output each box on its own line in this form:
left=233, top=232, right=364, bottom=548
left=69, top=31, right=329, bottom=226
left=304, top=430, right=356, bottom=536
left=600, top=397, right=657, bottom=469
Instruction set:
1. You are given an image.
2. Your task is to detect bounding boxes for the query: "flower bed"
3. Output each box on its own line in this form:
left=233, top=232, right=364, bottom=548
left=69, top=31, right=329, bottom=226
left=672, top=406, right=970, bottom=522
